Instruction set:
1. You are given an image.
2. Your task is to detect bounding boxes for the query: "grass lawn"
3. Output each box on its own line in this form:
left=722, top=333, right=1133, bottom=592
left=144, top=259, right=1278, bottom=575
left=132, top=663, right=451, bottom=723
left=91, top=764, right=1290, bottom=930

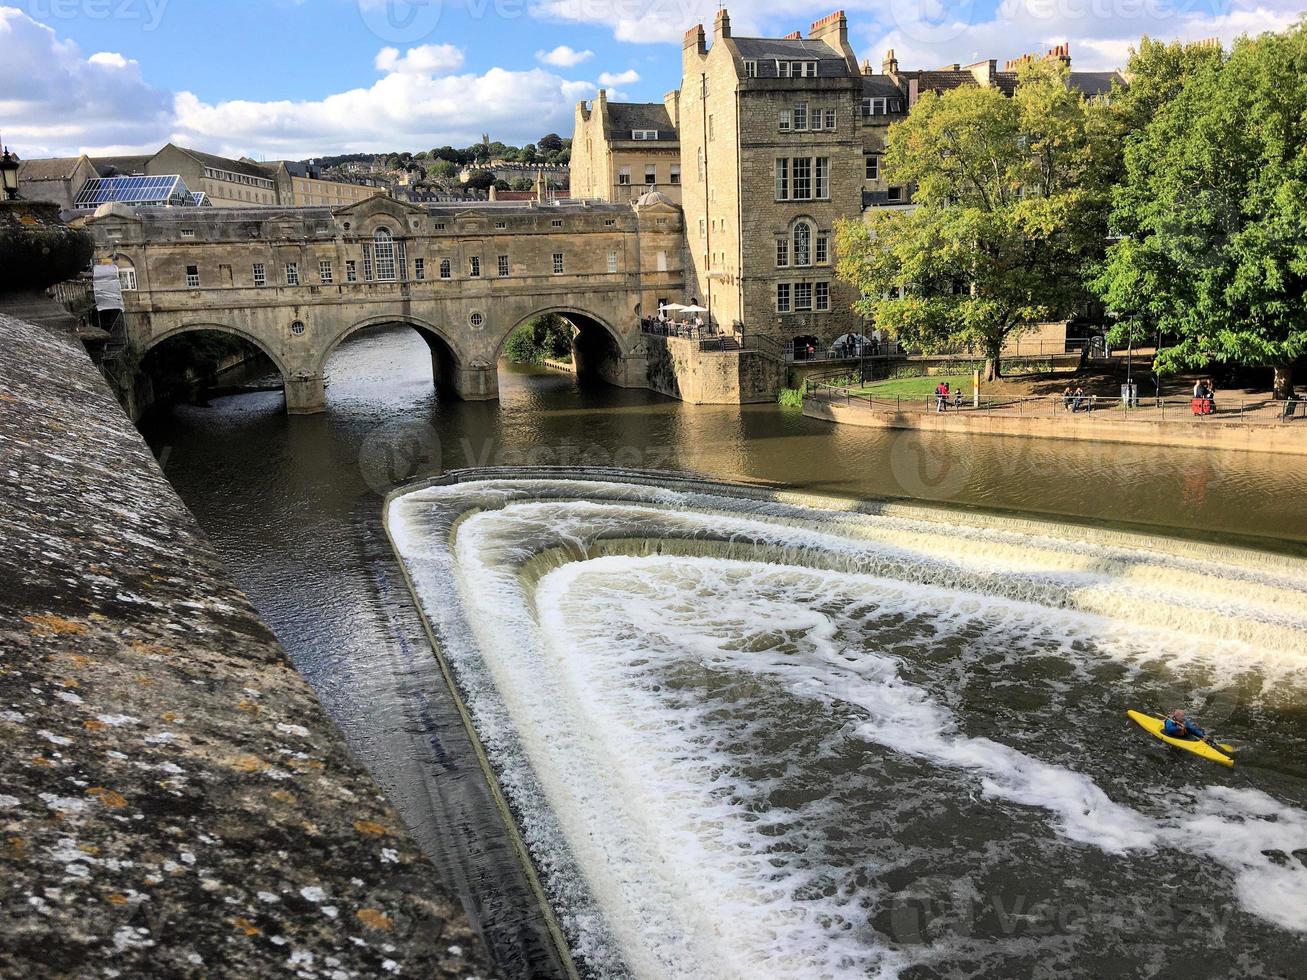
left=851, top=374, right=976, bottom=399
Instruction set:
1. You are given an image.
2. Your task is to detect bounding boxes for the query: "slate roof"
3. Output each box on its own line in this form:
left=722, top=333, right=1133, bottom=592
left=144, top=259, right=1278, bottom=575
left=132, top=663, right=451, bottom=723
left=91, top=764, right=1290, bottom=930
left=1069, top=71, right=1125, bottom=97
left=17, top=157, right=88, bottom=181
left=861, top=75, right=905, bottom=99
left=90, top=155, right=152, bottom=177
left=605, top=103, right=679, bottom=141
left=168, top=144, right=274, bottom=179
left=733, top=37, right=853, bottom=78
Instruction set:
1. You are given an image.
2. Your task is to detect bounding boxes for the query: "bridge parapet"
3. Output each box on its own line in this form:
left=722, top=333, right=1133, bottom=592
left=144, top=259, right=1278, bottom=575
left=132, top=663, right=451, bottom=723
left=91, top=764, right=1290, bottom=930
left=78, top=194, right=687, bottom=412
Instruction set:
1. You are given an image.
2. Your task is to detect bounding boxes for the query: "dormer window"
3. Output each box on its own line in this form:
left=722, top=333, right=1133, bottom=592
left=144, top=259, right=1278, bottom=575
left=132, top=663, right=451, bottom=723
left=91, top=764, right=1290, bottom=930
left=744, top=60, right=758, bottom=78
left=777, top=60, right=818, bottom=79
left=632, top=130, right=659, bottom=140
left=863, top=97, right=903, bottom=117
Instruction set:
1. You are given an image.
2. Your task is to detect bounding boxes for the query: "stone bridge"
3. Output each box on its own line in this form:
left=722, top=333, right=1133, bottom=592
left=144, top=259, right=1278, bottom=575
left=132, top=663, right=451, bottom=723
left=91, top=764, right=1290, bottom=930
left=79, top=194, right=686, bottom=412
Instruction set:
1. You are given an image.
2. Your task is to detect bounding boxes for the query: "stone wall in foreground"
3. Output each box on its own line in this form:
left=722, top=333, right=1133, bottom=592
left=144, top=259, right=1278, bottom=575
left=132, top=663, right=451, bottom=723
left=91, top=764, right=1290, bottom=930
left=0, top=306, right=492, bottom=977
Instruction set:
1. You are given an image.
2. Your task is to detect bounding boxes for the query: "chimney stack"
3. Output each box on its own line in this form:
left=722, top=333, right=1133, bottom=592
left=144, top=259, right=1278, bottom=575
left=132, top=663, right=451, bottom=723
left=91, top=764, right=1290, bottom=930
left=809, top=10, right=848, bottom=46
left=684, top=24, right=706, bottom=56
left=882, top=48, right=898, bottom=74
left=783, top=30, right=802, bottom=40
left=714, top=8, right=731, bottom=40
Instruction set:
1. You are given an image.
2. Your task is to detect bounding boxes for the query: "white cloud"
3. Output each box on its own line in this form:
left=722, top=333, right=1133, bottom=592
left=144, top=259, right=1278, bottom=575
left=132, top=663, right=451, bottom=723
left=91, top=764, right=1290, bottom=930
left=861, top=0, right=1305, bottom=73
left=170, top=68, right=597, bottom=158
left=3, top=7, right=596, bottom=159
left=537, top=44, right=595, bottom=67
left=87, top=51, right=130, bottom=69
left=0, top=7, right=173, bottom=157
left=533, top=0, right=1303, bottom=70
left=598, top=69, right=642, bottom=86
left=374, top=43, right=465, bottom=74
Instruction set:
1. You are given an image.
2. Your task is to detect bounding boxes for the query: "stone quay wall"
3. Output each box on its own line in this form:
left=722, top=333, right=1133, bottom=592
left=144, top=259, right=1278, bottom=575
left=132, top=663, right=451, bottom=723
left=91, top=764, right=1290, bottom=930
left=0, top=306, right=493, bottom=977
left=805, top=397, right=1307, bottom=456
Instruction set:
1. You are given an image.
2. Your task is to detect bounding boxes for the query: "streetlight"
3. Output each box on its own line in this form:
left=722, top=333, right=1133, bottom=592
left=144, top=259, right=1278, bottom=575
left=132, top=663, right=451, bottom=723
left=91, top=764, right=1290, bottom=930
left=0, top=146, right=19, bottom=200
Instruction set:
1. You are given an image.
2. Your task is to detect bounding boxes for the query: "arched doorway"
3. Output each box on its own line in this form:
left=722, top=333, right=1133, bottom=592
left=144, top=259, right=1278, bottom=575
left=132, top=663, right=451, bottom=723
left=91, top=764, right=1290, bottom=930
left=138, top=325, right=287, bottom=417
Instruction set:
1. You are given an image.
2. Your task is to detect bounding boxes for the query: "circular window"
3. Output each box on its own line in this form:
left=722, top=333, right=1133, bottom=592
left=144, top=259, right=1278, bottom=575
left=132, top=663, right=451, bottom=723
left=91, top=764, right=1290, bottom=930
left=469, top=311, right=485, bottom=328
left=290, top=320, right=306, bottom=336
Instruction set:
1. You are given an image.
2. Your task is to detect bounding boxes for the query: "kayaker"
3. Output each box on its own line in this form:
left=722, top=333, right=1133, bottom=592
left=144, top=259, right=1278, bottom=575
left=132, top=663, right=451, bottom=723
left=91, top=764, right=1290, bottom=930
left=1163, top=709, right=1209, bottom=742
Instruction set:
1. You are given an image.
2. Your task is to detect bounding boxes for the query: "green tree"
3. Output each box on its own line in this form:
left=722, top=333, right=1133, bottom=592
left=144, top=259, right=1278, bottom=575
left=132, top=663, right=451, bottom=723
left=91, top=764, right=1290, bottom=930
left=836, top=60, right=1106, bottom=380
left=1093, top=24, right=1307, bottom=397
left=429, top=159, right=459, bottom=181
left=510, top=177, right=535, bottom=192
left=538, top=133, right=565, bottom=153
left=463, top=170, right=495, bottom=191
left=503, top=314, right=574, bottom=364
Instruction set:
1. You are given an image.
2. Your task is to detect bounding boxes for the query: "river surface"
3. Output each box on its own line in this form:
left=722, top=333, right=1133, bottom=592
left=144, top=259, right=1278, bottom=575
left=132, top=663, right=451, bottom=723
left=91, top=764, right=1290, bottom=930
left=143, top=325, right=1307, bottom=978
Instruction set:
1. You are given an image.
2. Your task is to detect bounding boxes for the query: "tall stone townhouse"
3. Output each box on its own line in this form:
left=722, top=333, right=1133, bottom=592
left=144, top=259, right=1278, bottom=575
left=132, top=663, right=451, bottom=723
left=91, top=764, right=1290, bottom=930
left=570, top=9, right=1124, bottom=346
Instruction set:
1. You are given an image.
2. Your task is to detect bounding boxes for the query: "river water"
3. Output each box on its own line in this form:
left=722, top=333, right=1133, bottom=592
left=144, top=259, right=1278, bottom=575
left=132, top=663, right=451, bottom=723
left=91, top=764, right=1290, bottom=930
left=144, top=325, right=1307, bottom=978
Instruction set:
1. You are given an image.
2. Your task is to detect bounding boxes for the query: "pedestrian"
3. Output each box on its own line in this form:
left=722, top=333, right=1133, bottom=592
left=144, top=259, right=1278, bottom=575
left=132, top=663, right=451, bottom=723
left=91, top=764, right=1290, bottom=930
left=1072, top=386, right=1085, bottom=412
left=954, top=387, right=964, bottom=411
left=935, top=382, right=949, bottom=413
left=1063, top=385, right=1075, bottom=412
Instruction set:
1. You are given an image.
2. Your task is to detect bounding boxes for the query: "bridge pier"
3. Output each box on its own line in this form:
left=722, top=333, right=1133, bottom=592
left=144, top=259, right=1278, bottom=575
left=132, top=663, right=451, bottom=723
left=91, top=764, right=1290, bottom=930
left=285, top=373, right=327, bottom=415
left=448, top=361, right=499, bottom=402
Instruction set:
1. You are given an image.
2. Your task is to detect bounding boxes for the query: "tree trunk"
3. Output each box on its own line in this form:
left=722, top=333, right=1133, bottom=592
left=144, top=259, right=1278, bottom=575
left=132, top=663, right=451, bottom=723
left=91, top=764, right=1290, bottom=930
left=1273, top=363, right=1295, bottom=400
left=984, top=339, right=1004, bottom=382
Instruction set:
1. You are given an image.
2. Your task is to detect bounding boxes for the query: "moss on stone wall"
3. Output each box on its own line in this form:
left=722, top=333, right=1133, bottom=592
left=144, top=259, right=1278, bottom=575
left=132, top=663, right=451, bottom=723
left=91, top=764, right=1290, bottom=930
left=0, top=201, right=93, bottom=291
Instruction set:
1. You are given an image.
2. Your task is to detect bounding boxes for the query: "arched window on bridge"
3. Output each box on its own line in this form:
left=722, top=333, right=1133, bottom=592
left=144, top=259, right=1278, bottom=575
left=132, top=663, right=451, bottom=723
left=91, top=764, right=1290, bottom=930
left=374, top=228, right=397, bottom=282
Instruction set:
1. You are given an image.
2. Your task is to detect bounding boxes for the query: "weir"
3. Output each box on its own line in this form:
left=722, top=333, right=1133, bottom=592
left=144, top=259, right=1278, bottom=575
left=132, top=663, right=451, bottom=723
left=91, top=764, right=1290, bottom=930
left=387, top=470, right=1307, bottom=978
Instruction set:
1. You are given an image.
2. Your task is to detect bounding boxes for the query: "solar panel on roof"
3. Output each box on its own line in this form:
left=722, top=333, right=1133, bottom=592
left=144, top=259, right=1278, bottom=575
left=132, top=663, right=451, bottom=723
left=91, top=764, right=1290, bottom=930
left=74, top=174, right=200, bottom=209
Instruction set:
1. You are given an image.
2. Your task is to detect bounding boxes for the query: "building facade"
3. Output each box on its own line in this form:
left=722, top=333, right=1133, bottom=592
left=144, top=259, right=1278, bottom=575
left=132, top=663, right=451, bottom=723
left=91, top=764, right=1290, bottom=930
left=79, top=194, right=686, bottom=411
left=16, top=155, right=101, bottom=209
left=571, top=91, right=683, bottom=205
left=570, top=8, right=1125, bottom=349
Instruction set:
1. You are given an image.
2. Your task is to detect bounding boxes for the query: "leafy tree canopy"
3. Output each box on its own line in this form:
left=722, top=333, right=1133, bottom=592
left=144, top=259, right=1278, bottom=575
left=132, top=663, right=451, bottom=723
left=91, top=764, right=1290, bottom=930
left=836, top=60, right=1107, bottom=379
left=1092, top=23, right=1307, bottom=395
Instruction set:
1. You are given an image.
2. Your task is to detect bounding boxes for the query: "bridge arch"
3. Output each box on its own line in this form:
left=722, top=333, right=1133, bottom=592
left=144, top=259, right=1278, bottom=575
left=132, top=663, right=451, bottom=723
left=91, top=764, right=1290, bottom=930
left=496, top=305, right=635, bottom=388
left=142, top=322, right=293, bottom=382
left=322, top=313, right=477, bottom=401
left=496, top=306, right=630, bottom=357
left=321, top=313, right=466, bottom=372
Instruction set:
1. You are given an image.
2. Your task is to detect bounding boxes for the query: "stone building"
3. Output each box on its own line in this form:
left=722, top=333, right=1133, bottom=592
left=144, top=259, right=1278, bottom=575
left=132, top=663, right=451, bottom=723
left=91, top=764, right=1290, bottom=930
left=79, top=193, right=686, bottom=411
left=570, top=8, right=1126, bottom=352
left=571, top=90, right=683, bottom=205
left=17, top=144, right=387, bottom=211
left=16, top=155, right=101, bottom=209
left=260, top=159, right=388, bottom=207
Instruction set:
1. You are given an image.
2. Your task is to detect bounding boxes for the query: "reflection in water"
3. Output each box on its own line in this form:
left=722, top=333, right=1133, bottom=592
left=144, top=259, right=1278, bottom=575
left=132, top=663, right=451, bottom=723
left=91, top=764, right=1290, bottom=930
left=141, top=325, right=1307, bottom=976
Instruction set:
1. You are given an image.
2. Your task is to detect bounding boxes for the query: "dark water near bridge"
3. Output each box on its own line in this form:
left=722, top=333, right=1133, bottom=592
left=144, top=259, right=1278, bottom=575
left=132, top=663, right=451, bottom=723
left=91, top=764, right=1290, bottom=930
left=143, top=325, right=1307, bottom=977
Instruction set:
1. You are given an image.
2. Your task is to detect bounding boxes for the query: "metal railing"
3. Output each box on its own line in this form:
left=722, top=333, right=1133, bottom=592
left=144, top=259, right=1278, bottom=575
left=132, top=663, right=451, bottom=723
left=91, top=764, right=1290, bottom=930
left=805, top=384, right=1304, bottom=425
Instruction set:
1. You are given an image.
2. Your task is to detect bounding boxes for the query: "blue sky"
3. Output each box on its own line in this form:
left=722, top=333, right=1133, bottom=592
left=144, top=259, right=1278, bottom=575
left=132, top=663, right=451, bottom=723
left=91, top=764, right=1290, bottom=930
left=3, top=0, right=1293, bottom=159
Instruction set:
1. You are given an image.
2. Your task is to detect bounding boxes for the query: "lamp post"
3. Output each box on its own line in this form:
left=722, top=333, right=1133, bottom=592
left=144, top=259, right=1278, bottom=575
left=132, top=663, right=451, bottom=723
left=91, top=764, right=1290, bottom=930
left=0, top=146, right=19, bottom=200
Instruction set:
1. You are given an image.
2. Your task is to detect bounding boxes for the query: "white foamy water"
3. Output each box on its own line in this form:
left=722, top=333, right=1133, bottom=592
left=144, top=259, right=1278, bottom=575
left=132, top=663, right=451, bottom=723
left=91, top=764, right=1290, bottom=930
left=388, top=477, right=1307, bottom=978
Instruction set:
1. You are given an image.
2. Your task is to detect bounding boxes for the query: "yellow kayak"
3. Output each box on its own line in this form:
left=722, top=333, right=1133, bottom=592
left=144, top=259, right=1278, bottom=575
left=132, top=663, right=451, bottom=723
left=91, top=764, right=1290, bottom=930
left=1127, top=711, right=1235, bottom=768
